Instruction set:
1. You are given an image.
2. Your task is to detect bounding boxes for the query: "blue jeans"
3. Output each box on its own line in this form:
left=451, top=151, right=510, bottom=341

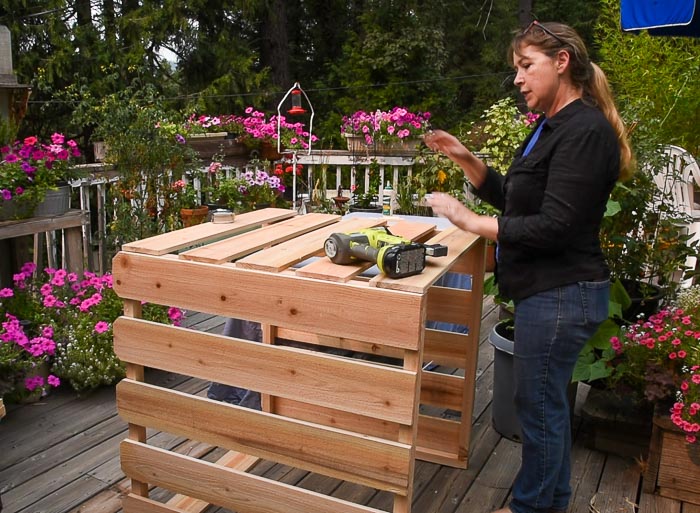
left=509, top=280, right=609, bottom=513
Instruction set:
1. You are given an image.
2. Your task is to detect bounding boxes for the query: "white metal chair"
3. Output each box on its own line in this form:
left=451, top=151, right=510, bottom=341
left=652, top=145, right=700, bottom=288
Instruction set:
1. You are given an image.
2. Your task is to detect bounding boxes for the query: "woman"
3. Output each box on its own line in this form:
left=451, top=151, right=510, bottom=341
left=423, top=21, right=633, bottom=513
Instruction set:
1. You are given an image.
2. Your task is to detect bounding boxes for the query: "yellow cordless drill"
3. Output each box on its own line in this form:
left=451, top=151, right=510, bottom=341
left=323, top=227, right=448, bottom=278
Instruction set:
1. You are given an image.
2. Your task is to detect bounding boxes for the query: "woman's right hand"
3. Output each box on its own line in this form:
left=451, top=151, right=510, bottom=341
left=422, top=129, right=471, bottom=160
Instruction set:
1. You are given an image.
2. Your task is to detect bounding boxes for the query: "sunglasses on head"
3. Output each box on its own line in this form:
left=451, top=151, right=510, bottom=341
left=522, top=20, right=565, bottom=45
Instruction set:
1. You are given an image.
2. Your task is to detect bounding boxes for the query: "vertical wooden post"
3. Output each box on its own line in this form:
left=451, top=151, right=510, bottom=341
left=394, top=301, right=425, bottom=513
left=123, top=298, right=148, bottom=498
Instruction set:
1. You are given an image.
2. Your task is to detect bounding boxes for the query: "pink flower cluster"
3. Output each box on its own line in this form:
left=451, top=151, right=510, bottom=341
left=1, top=314, right=61, bottom=394
left=613, top=308, right=699, bottom=360
left=186, top=108, right=318, bottom=151
left=671, top=366, right=700, bottom=444
left=1, top=262, right=186, bottom=396
left=613, top=307, right=700, bottom=444
left=0, top=133, right=81, bottom=200
left=341, top=107, right=431, bottom=145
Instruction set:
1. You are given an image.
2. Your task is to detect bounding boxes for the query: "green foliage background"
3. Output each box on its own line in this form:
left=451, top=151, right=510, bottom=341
left=0, top=1, right=697, bottom=157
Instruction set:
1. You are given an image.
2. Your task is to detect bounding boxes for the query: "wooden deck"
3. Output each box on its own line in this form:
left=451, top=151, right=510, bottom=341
left=1, top=298, right=698, bottom=513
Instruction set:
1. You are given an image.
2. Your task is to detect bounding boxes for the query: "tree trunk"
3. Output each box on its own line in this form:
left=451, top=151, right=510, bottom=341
left=261, top=0, right=290, bottom=89
left=519, top=0, right=533, bottom=27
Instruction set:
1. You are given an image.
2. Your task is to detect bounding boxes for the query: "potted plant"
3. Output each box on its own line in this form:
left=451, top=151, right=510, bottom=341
left=0, top=262, right=184, bottom=397
left=170, top=178, right=208, bottom=227
left=0, top=133, right=83, bottom=220
left=340, top=107, right=431, bottom=154
left=212, top=167, right=285, bottom=213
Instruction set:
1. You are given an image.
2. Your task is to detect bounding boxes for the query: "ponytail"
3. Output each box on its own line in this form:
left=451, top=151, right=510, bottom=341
left=588, top=63, right=635, bottom=181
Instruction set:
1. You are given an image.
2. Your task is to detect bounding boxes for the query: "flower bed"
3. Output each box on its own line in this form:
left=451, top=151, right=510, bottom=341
left=0, top=262, right=183, bottom=399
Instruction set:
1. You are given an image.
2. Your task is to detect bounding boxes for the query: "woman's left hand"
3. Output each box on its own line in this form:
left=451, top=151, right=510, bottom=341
left=427, top=192, right=498, bottom=240
left=426, top=192, right=473, bottom=226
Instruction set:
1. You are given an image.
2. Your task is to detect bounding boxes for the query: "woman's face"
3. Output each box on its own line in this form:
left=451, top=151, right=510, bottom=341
left=512, top=45, right=561, bottom=115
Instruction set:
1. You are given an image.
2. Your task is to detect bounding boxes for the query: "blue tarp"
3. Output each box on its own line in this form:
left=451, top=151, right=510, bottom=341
left=621, top=0, right=699, bottom=36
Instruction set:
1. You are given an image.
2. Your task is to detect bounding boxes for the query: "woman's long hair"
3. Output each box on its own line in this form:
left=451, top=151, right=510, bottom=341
left=510, top=22, right=635, bottom=181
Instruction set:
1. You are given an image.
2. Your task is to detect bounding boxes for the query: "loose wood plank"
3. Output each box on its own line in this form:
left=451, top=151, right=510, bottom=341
left=116, top=380, right=412, bottom=492
left=121, top=208, right=296, bottom=255
left=114, top=317, right=418, bottom=424
left=166, top=451, right=261, bottom=513
left=120, top=440, right=385, bottom=513
left=236, top=217, right=388, bottom=272
left=179, top=213, right=340, bottom=263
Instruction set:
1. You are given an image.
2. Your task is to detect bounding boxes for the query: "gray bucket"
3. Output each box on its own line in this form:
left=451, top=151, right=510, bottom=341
left=489, top=321, right=522, bottom=442
left=35, top=186, right=71, bottom=217
left=489, top=320, right=578, bottom=443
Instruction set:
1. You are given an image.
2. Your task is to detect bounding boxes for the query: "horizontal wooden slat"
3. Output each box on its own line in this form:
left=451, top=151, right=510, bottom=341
left=121, top=208, right=297, bottom=255
left=371, top=227, right=482, bottom=292
left=179, top=213, right=340, bottom=263
left=167, top=450, right=261, bottom=513
left=416, top=414, right=462, bottom=460
left=276, top=327, right=405, bottom=360
left=420, top=371, right=464, bottom=410
left=423, top=328, right=470, bottom=369
left=117, top=380, right=411, bottom=492
left=426, top=285, right=473, bottom=325
left=120, top=440, right=384, bottom=513
left=274, top=397, right=401, bottom=440
left=124, top=495, right=189, bottom=513
left=236, top=217, right=388, bottom=272
left=114, top=317, right=417, bottom=424
left=112, top=252, right=424, bottom=349
left=295, top=220, right=439, bottom=283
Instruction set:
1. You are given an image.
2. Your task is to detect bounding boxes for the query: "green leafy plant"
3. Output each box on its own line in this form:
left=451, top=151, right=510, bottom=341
left=600, top=139, right=698, bottom=301
left=466, top=97, right=540, bottom=174
left=170, top=179, right=202, bottom=210
left=90, top=84, right=201, bottom=246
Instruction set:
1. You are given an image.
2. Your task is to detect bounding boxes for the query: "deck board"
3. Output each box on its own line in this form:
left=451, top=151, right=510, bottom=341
left=0, top=294, right=690, bottom=513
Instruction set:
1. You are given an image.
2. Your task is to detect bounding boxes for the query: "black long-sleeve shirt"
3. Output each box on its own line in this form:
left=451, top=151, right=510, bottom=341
left=475, top=99, right=620, bottom=301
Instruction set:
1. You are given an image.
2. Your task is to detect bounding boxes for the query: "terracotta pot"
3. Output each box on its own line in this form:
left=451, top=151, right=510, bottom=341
left=180, top=206, right=209, bottom=227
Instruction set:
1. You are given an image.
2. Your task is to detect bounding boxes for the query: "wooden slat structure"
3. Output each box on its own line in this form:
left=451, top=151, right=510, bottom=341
left=112, top=208, right=486, bottom=513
